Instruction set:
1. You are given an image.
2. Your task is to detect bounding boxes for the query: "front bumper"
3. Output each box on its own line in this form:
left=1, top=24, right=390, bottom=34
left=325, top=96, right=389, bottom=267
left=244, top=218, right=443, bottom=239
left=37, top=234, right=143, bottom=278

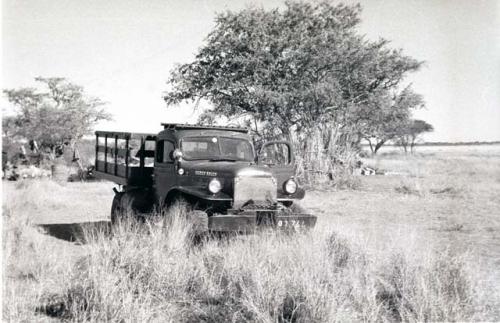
left=208, top=212, right=317, bottom=233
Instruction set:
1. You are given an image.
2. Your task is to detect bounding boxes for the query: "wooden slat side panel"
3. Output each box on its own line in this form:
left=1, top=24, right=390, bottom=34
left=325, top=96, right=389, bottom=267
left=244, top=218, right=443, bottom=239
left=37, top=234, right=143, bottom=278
left=96, top=161, right=105, bottom=172
left=104, top=135, right=108, bottom=173
left=125, top=138, right=129, bottom=178
left=114, top=136, right=118, bottom=176
left=95, top=131, right=156, bottom=140
left=101, top=147, right=128, bottom=157
left=95, top=130, right=156, bottom=186
left=95, top=133, right=98, bottom=171
left=130, top=133, right=157, bottom=140
left=117, top=165, right=127, bottom=177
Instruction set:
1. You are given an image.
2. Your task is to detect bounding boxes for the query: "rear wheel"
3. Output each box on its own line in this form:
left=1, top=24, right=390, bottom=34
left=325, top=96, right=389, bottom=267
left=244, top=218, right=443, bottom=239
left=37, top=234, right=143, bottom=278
left=110, top=190, right=153, bottom=224
left=110, top=192, right=127, bottom=224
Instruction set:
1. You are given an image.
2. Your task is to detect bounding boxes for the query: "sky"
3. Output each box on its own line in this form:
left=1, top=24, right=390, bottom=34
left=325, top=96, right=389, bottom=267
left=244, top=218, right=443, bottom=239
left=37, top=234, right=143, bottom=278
left=2, top=0, right=499, bottom=142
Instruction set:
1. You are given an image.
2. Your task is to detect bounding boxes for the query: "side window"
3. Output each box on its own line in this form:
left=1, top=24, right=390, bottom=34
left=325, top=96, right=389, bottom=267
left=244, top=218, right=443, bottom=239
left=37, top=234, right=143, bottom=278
left=163, top=141, right=175, bottom=162
left=157, top=140, right=175, bottom=163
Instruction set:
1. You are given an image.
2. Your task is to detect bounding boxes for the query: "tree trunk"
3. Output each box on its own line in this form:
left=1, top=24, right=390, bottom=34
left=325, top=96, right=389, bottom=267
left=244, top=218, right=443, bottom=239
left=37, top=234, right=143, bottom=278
left=373, top=140, right=385, bottom=154
left=367, top=139, right=374, bottom=154
left=410, top=136, right=416, bottom=154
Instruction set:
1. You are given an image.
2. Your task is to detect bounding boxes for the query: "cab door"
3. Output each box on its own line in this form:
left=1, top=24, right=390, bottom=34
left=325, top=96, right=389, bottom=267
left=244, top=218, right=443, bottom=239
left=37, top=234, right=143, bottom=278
left=258, top=141, right=294, bottom=193
left=154, top=140, right=177, bottom=205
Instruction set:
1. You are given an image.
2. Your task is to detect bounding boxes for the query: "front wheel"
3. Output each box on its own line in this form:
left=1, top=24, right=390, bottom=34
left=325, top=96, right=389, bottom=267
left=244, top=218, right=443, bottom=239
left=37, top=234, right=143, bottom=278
left=189, top=210, right=209, bottom=234
left=165, top=196, right=209, bottom=242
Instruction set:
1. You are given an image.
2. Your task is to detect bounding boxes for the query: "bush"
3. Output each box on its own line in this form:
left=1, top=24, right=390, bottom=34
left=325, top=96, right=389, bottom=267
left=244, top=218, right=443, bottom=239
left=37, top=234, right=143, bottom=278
left=293, top=130, right=361, bottom=189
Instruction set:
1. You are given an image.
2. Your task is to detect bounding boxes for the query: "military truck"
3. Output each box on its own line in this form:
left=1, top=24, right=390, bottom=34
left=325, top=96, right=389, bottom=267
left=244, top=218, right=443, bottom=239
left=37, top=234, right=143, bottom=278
left=94, top=123, right=316, bottom=233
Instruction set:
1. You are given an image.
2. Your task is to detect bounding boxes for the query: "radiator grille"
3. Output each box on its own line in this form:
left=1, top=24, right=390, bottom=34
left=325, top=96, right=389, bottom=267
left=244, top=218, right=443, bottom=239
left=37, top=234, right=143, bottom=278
left=233, top=176, right=277, bottom=209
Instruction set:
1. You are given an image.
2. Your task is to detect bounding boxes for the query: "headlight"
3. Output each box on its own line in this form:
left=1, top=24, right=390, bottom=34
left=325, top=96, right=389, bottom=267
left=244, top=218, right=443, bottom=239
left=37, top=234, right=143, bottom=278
left=208, top=178, right=222, bottom=194
left=284, top=179, right=297, bottom=194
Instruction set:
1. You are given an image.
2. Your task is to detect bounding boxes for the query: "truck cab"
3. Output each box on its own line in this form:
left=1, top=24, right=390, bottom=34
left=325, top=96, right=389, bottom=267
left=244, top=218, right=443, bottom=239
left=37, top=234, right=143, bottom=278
left=95, top=123, right=316, bottom=232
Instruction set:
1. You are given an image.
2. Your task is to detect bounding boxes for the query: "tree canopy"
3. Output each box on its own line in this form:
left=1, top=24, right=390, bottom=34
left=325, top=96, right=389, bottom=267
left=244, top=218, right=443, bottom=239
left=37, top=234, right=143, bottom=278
left=164, top=1, right=423, bottom=140
left=395, top=119, right=434, bottom=153
left=361, top=86, right=425, bottom=154
left=3, top=77, right=111, bottom=157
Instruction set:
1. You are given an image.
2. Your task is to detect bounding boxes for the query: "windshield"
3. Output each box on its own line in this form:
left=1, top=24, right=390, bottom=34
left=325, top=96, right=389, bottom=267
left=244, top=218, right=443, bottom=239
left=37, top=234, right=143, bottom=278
left=181, top=136, right=254, bottom=161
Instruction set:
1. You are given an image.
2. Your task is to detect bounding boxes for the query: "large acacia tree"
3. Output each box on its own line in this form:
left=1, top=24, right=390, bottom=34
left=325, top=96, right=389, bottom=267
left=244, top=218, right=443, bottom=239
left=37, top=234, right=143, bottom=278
left=3, top=77, right=111, bottom=160
left=165, top=1, right=422, bottom=140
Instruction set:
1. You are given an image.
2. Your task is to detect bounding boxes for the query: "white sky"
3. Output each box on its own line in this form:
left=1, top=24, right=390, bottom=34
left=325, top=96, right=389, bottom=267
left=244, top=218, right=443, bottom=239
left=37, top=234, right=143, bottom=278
left=2, top=0, right=499, bottom=142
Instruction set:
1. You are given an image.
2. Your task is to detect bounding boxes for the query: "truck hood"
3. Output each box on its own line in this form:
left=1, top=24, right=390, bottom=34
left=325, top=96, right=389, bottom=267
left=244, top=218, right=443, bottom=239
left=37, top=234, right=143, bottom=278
left=180, top=161, right=273, bottom=179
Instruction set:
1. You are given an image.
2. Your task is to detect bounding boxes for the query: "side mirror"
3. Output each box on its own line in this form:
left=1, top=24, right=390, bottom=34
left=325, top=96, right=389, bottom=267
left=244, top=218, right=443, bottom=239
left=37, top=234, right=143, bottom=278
left=172, top=149, right=183, bottom=160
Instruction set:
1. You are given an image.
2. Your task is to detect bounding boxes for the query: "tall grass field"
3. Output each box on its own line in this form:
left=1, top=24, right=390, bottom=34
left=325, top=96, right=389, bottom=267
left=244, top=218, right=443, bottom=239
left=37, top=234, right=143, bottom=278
left=3, top=145, right=500, bottom=322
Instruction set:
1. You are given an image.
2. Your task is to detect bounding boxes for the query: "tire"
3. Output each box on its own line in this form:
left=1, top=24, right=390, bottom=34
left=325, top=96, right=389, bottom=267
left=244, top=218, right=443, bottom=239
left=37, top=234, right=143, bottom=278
left=170, top=195, right=191, bottom=210
left=279, top=202, right=307, bottom=214
left=166, top=195, right=209, bottom=242
left=110, top=192, right=125, bottom=224
left=188, top=210, right=209, bottom=244
left=172, top=197, right=208, bottom=232
left=189, top=210, right=209, bottom=234
left=289, top=203, right=307, bottom=214
left=110, top=192, right=137, bottom=224
left=111, top=189, right=154, bottom=224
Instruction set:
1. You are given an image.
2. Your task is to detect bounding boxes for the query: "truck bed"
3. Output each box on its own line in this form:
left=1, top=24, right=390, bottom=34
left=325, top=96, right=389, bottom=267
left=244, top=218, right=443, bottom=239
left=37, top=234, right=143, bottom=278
left=94, top=131, right=156, bottom=186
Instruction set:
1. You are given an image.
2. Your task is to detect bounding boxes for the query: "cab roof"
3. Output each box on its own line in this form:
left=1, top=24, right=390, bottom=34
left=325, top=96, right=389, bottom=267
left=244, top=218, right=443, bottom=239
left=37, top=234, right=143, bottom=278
left=161, top=123, right=249, bottom=134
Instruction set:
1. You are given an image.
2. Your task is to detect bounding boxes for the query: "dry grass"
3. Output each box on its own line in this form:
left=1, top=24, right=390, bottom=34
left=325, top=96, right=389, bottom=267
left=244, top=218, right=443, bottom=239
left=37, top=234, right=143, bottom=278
left=3, top=145, right=500, bottom=322
left=3, top=209, right=476, bottom=322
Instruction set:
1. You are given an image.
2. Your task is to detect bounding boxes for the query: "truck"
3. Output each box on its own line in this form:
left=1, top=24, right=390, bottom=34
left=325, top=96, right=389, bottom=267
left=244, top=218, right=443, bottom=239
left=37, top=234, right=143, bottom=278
left=94, top=123, right=316, bottom=233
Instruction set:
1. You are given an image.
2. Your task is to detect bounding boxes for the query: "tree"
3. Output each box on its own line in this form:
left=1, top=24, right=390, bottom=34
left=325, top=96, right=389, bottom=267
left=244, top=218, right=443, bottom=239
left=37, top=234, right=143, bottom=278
left=395, top=119, right=434, bottom=153
left=164, top=1, right=422, bottom=141
left=3, top=77, right=111, bottom=160
left=164, top=1, right=425, bottom=183
left=361, top=87, right=424, bottom=154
